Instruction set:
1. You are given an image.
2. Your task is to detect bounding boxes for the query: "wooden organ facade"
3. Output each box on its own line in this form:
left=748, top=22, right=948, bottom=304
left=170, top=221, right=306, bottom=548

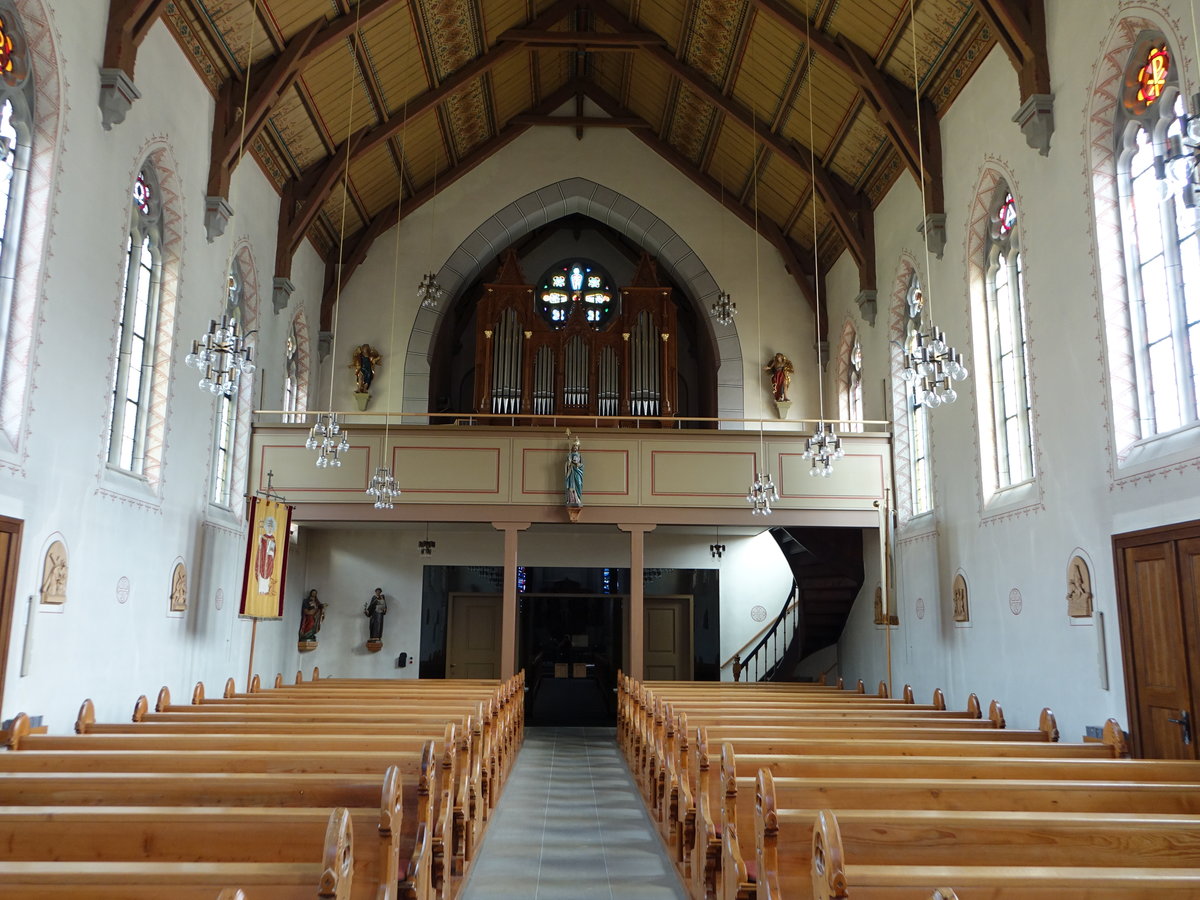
left=474, top=251, right=679, bottom=420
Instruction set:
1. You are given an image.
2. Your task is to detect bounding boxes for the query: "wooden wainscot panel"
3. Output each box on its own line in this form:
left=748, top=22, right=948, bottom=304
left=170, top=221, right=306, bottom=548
left=518, top=445, right=632, bottom=500
left=644, top=444, right=759, bottom=504
left=257, top=441, right=375, bottom=499
left=391, top=444, right=508, bottom=500
left=775, top=443, right=887, bottom=507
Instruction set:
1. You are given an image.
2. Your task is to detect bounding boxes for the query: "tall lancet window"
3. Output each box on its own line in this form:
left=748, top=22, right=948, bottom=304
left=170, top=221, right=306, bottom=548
left=1115, top=39, right=1199, bottom=436
left=211, top=262, right=244, bottom=506
left=107, top=164, right=164, bottom=474
left=984, top=188, right=1034, bottom=486
left=904, top=273, right=934, bottom=515
left=0, top=8, right=33, bottom=405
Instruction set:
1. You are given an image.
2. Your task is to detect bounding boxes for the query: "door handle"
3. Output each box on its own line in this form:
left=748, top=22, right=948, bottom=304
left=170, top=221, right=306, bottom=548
left=1167, top=710, right=1192, bottom=746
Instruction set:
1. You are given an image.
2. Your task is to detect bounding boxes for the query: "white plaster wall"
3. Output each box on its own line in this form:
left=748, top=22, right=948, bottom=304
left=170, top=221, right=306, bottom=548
left=318, top=123, right=819, bottom=430
left=834, top=0, right=1200, bottom=740
left=0, top=8, right=325, bottom=731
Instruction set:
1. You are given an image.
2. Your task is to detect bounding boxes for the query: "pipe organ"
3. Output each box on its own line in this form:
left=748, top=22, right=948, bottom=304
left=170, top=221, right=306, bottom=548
left=475, top=251, right=678, bottom=421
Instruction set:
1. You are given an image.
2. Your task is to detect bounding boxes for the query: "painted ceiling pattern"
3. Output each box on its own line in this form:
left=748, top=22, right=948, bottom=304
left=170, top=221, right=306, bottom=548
left=164, top=0, right=992, bottom=274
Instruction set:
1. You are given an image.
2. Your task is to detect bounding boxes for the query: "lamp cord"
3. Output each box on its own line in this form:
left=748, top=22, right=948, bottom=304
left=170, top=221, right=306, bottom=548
left=806, top=1, right=825, bottom=426
left=327, top=0, right=364, bottom=413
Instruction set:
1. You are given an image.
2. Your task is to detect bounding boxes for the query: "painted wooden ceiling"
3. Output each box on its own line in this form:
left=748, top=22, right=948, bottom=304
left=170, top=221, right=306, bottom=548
left=164, top=0, right=993, bottom=300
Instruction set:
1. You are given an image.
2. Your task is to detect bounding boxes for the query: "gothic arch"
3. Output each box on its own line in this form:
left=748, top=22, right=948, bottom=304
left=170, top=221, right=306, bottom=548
left=888, top=253, right=923, bottom=524
left=404, top=177, right=742, bottom=422
left=1084, top=4, right=1193, bottom=473
left=0, top=0, right=64, bottom=471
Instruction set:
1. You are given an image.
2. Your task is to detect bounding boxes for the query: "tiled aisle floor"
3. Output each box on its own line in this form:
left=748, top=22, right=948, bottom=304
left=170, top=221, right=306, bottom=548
left=460, top=726, right=691, bottom=900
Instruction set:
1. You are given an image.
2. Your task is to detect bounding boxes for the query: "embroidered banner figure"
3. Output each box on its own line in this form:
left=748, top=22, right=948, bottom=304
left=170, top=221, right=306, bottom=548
left=240, top=496, right=292, bottom=618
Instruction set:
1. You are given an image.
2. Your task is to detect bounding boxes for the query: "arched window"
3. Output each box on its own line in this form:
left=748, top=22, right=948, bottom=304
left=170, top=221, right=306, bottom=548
left=211, top=262, right=243, bottom=506
left=1114, top=37, right=1199, bottom=437
left=904, top=273, right=934, bottom=515
left=838, top=320, right=864, bottom=432
left=283, top=317, right=298, bottom=423
left=107, top=163, right=164, bottom=474
left=984, top=187, right=1034, bottom=485
left=537, top=260, right=615, bottom=329
left=0, top=7, right=32, bottom=414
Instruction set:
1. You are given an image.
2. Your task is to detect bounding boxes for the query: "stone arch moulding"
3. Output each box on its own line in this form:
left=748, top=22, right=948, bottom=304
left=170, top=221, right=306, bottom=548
left=402, top=177, right=743, bottom=424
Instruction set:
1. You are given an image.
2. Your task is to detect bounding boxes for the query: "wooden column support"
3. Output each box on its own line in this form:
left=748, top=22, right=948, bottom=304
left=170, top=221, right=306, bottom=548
left=974, top=0, right=1054, bottom=155
left=99, top=0, right=167, bottom=130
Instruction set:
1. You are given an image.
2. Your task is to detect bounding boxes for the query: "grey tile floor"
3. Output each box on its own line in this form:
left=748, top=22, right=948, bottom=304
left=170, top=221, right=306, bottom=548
left=460, top=726, right=691, bottom=900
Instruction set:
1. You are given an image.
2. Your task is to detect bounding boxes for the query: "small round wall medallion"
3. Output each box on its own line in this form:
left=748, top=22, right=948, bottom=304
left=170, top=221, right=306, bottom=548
left=750, top=605, right=768, bottom=623
left=215, top=588, right=225, bottom=611
left=116, top=576, right=130, bottom=605
left=1009, top=588, right=1023, bottom=615
left=915, top=597, right=925, bottom=620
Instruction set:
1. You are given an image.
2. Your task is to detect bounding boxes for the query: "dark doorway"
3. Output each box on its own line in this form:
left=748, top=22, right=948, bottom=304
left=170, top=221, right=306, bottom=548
left=521, top=593, right=623, bottom=726
left=0, top=516, right=20, bottom=713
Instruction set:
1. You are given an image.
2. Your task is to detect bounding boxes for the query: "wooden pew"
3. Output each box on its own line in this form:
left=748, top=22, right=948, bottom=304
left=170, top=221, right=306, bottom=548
left=806, top=806, right=1200, bottom=899
left=0, top=805, right=355, bottom=900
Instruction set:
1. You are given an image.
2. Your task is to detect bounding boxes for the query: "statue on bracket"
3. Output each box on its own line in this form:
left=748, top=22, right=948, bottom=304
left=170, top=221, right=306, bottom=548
left=350, top=344, right=382, bottom=411
left=872, top=585, right=898, bottom=626
left=1066, top=555, right=1093, bottom=618
left=764, top=352, right=794, bottom=417
left=565, top=433, right=584, bottom=523
left=952, top=572, right=969, bottom=622
left=364, top=587, right=388, bottom=652
left=298, top=589, right=327, bottom=651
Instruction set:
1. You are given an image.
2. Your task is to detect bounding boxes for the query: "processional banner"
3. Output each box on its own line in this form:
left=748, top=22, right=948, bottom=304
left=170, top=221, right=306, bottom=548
left=239, top=496, right=293, bottom=618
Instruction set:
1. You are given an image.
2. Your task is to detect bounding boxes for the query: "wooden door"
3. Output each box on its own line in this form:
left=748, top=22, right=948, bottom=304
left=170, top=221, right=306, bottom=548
left=1115, top=522, right=1200, bottom=758
left=644, top=596, right=692, bottom=681
left=0, top=516, right=22, bottom=712
left=446, top=594, right=502, bottom=679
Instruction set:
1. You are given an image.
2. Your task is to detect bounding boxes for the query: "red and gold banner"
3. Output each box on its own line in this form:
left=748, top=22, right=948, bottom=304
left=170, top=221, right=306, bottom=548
left=239, top=496, right=292, bottom=618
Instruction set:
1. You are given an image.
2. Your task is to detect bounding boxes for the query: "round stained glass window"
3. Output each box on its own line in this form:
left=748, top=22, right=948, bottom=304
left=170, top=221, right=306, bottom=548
left=537, top=261, right=615, bottom=330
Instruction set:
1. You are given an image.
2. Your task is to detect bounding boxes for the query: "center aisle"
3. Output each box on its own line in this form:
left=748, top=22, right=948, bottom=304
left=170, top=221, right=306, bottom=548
left=460, top=726, right=691, bottom=900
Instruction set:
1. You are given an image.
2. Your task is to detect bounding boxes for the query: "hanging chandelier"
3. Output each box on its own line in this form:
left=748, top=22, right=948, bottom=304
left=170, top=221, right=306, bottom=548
left=305, top=413, right=349, bottom=468
left=804, top=422, right=844, bottom=477
left=366, top=464, right=399, bottom=508
left=711, top=290, right=737, bottom=326
left=417, top=272, right=445, bottom=310
left=901, top=327, right=969, bottom=407
left=185, top=315, right=255, bottom=396
left=747, top=472, right=778, bottom=516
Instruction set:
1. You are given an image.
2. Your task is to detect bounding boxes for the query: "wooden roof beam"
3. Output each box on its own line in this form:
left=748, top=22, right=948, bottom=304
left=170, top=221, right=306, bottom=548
left=276, top=0, right=580, bottom=284
left=499, top=30, right=665, bottom=48
left=99, top=0, right=168, bottom=130
left=318, top=83, right=579, bottom=329
left=746, top=0, right=944, bottom=207
left=973, top=0, right=1053, bottom=154
left=205, top=0, right=399, bottom=205
left=586, top=0, right=872, bottom=280
left=585, top=83, right=823, bottom=315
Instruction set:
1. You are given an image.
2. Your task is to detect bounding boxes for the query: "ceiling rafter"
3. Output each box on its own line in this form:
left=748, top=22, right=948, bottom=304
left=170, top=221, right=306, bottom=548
left=205, top=0, right=399, bottom=202
left=275, top=0, right=581, bottom=284
left=318, top=82, right=581, bottom=329
left=586, top=0, right=873, bottom=282
left=585, top=83, right=823, bottom=314
left=973, top=0, right=1048, bottom=96
left=747, top=0, right=944, bottom=211
left=102, top=0, right=168, bottom=75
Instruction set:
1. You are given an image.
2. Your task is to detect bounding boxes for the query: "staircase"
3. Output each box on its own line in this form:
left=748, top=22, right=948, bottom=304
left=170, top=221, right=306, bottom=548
left=737, top=527, right=865, bottom=682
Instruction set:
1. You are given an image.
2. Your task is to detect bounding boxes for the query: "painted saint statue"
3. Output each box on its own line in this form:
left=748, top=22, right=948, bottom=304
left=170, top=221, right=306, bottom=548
left=364, top=587, right=387, bottom=645
left=298, top=589, right=326, bottom=643
left=565, top=436, right=584, bottom=508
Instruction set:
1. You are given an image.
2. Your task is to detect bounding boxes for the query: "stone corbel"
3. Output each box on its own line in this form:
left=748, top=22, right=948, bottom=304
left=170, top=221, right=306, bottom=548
left=318, top=331, right=332, bottom=361
left=272, top=277, right=296, bottom=314
left=1012, top=93, right=1054, bottom=157
left=918, top=214, right=947, bottom=260
left=204, top=197, right=234, bottom=243
left=854, top=290, right=878, bottom=328
left=98, top=69, right=141, bottom=131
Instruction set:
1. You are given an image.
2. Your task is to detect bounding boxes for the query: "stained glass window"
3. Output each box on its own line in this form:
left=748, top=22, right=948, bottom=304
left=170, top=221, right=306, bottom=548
left=107, top=164, right=164, bottom=474
left=904, top=272, right=934, bottom=515
left=537, top=260, right=614, bottom=329
left=1114, top=42, right=1200, bottom=438
left=211, top=262, right=243, bottom=506
left=984, top=184, right=1034, bottom=487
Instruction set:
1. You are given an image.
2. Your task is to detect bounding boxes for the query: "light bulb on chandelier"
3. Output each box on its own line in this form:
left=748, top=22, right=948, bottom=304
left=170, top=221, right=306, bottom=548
left=185, top=315, right=255, bottom=397
left=803, top=422, right=844, bottom=478
left=366, top=464, right=399, bottom=509
left=901, top=325, right=969, bottom=407
left=417, top=272, right=445, bottom=310
left=306, top=412, right=350, bottom=468
left=747, top=472, right=778, bottom=516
